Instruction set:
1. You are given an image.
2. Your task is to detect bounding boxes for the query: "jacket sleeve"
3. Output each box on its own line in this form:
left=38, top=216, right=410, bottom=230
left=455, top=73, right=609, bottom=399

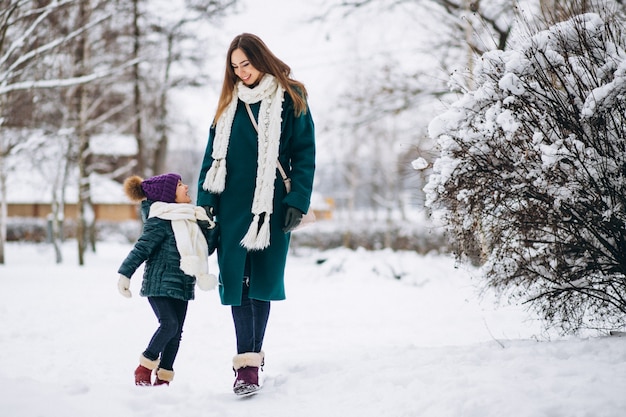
left=196, top=125, right=221, bottom=212
left=118, top=218, right=167, bottom=278
left=281, top=102, right=316, bottom=213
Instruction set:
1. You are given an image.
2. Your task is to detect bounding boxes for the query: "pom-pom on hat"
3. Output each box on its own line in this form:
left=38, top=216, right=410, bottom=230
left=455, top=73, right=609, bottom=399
left=123, top=173, right=181, bottom=203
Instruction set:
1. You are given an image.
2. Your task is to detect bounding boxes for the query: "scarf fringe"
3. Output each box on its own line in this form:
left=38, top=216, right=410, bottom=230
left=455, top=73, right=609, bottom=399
left=256, top=216, right=271, bottom=247
left=240, top=215, right=260, bottom=249
left=240, top=214, right=271, bottom=250
left=203, top=160, right=226, bottom=193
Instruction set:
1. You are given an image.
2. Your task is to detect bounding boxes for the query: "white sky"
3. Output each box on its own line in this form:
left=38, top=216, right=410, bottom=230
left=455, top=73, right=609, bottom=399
left=177, top=0, right=437, bottom=146
left=179, top=0, right=348, bottom=140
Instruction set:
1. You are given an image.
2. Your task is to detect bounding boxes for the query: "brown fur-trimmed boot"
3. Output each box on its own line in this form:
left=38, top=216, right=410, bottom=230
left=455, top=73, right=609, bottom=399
left=134, top=354, right=159, bottom=386
left=154, top=368, right=175, bottom=386
left=232, top=352, right=264, bottom=396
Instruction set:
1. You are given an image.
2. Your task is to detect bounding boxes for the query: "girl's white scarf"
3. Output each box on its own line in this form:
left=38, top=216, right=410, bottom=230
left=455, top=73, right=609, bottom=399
left=149, top=202, right=217, bottom=287
left=202, top=74, right=285, bottom=250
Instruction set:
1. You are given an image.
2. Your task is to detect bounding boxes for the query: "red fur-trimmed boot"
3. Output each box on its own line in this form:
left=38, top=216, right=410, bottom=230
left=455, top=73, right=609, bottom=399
left=134, top=355, right=159, bottom=386
left=232, top=352, right=264, bottom=396
left=154, top=368, right=175, bottom=386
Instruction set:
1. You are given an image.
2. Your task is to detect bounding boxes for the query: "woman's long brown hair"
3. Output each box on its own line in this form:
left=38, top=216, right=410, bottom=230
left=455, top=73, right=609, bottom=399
left=213, top=33, right=308, bottom=126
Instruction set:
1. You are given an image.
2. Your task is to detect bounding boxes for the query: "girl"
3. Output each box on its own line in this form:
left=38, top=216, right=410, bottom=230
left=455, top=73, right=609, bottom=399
left=117, top=173, right=217, bottom=386
left=197, top=33, right=316, bottom=395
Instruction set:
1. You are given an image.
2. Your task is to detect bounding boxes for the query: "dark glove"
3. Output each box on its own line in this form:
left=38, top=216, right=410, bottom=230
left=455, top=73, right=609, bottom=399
left=201, top=206, right=219, bottom=254
left=203, top=206, right=215, bottom=220
left=283, top=206, right=303, bottom=233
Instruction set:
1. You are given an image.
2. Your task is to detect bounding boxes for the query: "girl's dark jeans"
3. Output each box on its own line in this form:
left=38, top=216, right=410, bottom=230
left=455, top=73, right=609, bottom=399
left=144, top=296, right=188, bottom=371
left=231, top=275, right=271, bottom=354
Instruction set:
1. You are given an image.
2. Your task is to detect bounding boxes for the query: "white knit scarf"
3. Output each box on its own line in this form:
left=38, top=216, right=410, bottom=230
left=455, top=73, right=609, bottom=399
left=149, top=202, right=217, bottom=285
left=202, top=74, right=285, bottom=250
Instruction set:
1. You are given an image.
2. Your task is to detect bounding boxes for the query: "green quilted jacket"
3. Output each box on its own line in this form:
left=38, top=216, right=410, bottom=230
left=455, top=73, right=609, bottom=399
left=118, top=200, right=212, bottom=301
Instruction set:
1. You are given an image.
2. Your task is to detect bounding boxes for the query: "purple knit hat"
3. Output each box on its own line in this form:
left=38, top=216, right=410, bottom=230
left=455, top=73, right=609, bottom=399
left=141, top=173, right=181, bottom=203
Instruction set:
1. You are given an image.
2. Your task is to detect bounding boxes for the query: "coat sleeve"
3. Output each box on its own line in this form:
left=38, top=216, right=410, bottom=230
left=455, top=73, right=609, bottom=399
left=282, top=102, right=316, bottom=213
left=118, top=218, right=167, bottom=278
left=197, top=220, right=219, bottom=254
left=197, top=125, right=221, bottom=212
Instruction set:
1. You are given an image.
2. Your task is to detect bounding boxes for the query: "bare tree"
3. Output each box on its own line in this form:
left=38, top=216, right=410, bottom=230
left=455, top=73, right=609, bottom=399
left=0, top=1, right=114, bottom=96
left=0, top=0, right=113, bottom=264
left=312, top=0, right=521, bottom=230
left=130, top=0, right=237, bottom=177
left=72, top=0, right=93, bottom=265
left=0, top=125, right=21, bottom=264
left=0, top=0, right=238, bottom=264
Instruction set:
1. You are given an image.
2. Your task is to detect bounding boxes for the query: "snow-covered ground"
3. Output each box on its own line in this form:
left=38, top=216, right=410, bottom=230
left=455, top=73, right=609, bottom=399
left=1, top=240, right=624, bottom=417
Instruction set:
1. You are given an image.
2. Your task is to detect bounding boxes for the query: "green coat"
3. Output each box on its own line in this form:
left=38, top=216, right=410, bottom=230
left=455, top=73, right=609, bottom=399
left=118, top=200, right=213, bottom=301
left=197, top=93, right=315, bottom=306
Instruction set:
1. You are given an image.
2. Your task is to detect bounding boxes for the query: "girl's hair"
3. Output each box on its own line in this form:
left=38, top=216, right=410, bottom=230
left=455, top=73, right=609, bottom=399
left=213, top=33, right=308, bottom=125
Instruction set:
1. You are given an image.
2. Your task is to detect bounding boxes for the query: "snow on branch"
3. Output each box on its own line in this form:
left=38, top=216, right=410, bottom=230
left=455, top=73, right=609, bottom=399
left=0, top=58, right=139, bottom=95
left=0, top=0, right=79, bottom=68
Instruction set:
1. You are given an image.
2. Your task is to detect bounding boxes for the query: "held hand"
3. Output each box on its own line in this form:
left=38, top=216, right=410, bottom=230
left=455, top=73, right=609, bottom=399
left=202, top=206, right=215, bottom=221
left=283, top=206, right=303, bottom=233
left=207, top=223, right=219, bottom=255
left=117, top=274, right=132, bottom=298
left=201, top=206, right=219, bottom=254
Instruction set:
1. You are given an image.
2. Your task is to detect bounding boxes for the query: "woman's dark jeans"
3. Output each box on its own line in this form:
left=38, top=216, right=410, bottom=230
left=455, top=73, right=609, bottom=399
left=144, top=296, right=188, bottom=371
left=231, top=266, right=271, bottom=354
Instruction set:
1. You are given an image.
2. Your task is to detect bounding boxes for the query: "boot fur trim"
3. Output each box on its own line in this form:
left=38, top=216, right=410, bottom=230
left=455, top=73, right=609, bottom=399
left=233, top=351, right=264, bottom=370
left=156, top=368, right=175, bottom=382
left=139, top=354, right=160, bottom=370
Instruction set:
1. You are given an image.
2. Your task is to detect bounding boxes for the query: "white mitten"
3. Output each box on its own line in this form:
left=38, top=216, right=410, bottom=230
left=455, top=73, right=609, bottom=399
left=196, top=274, right=218, bottom=291
left=117, top=275, right=132, bottom=298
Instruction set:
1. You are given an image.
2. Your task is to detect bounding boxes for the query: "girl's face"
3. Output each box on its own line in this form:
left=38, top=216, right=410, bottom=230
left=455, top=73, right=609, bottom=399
left=175, top=180, right=191, bottom=203
left=231, top=48, right=262, bottom=86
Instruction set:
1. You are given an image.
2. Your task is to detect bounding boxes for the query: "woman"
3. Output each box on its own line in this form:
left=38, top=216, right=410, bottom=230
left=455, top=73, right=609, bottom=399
left=197, top=33, right=315, bottom=396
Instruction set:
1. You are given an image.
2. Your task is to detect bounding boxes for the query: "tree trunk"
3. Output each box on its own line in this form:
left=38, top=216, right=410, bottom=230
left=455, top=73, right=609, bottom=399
left=75, top=0, right=92, bottom=266
left=132, top=0, right=145, bottom=176
left=0, top=152, right=7, bottom=265
left=50, top=137, right=72, bottom=264
left=50, top=198, right=63, bottom=264
left=152, top=31, right=175, bottom=175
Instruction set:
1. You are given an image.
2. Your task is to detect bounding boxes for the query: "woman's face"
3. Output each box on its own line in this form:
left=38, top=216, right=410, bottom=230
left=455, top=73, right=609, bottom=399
left=231, top=48, right=262, bottom=86
left=175, top=180, right=191, bottom=204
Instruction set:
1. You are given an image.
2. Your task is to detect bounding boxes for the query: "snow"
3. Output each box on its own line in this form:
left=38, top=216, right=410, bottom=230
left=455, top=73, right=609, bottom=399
left=411, top=157, right=429, bottom=171
left=1, top=240, right=625, bottom=417
left=3, top=2, right=626, bottom=416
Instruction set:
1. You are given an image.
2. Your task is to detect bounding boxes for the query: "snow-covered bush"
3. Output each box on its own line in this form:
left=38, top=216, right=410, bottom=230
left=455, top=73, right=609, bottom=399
left=425, top=9, right=626, bottom=334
